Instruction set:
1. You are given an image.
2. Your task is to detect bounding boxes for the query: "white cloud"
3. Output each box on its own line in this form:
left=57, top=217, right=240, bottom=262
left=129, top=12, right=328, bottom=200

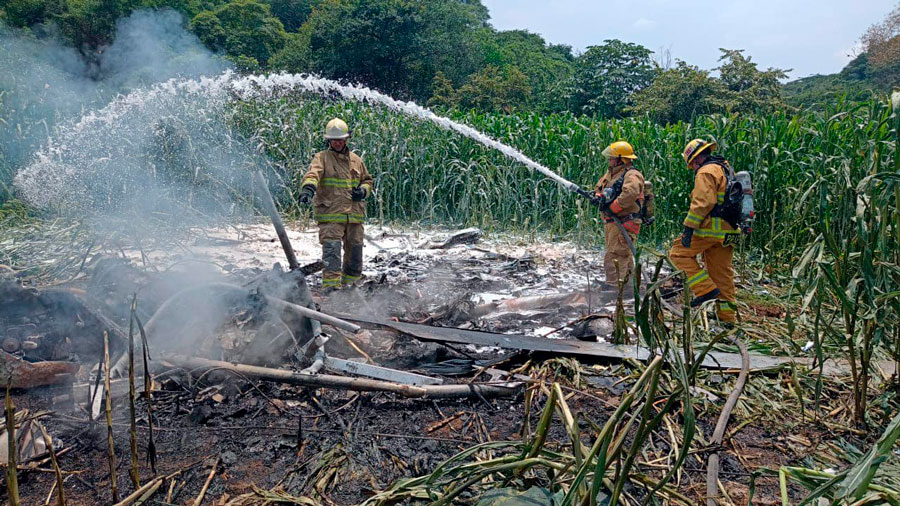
left=632, top=18, right=657, bottom=30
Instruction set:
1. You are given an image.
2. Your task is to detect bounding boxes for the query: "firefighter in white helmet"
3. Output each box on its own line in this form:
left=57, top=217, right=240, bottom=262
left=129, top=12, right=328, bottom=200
left=298, top=118, right=374, bottom=289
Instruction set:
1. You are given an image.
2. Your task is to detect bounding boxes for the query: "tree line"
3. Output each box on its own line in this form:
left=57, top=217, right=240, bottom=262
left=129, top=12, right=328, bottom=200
left=1, top=0, right=897, bottom=123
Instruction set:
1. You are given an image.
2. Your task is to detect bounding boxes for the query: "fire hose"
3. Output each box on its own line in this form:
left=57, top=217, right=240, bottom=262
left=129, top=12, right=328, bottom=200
left=571, top=187, right=637, bottom=256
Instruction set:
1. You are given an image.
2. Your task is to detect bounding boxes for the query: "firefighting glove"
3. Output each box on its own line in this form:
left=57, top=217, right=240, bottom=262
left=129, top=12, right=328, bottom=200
left=592, top=188, right=615, bottom=210
left=351, top=186, right=367, bottom=201
left=298, top=184, right=316, bottom=205
left=680, top=227, right=694, bottom=248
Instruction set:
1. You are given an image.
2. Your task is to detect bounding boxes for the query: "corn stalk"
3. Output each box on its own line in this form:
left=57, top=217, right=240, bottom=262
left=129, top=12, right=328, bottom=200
left=104, top=330, right=120, bottom=502
left=128, top=294, right=140, bottom=488
left=5, top=382, right=20, bottom=506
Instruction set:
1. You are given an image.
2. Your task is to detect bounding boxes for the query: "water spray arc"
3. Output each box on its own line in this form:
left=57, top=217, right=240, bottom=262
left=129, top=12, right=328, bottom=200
left=232, top=74, right=626, bottom=252
left=16, top=71, right=598, bottom=221
left=231, top=74, right=624, bottom=248
left=232, top=74, right=582, bottom=189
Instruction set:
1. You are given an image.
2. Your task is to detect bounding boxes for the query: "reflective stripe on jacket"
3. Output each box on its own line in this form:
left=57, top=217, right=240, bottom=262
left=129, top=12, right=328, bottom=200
left=301, top=148, right=373, bottom=224
left=683, top=161, right=738, bottom=240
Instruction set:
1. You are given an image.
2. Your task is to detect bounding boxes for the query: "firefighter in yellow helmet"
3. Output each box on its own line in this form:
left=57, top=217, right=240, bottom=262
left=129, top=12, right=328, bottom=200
left=668, top=139, right=740, bottom=323
left=593, top=141, right=645, bottom=289
left=298, top=118, right=374, bottom=290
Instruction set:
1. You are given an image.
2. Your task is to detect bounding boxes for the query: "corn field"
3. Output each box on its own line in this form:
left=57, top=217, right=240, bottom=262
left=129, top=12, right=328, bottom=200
left=3, top=88, right=900, bottom=503
left=231, top=93, right=900, bottom=425
left=233, top=95, right=898, bottom=266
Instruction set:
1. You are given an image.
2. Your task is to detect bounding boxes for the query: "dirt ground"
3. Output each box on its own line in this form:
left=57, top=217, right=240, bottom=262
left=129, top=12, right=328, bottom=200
left=10, top=373, right=806, bottom=505
left=0, top=222, right=844, bottom=505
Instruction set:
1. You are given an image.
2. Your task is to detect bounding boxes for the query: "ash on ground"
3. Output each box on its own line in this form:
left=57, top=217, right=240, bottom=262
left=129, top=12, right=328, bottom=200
left=0, top=221, right=793, bottom=506
left=124, top=222, right=627, bottom=343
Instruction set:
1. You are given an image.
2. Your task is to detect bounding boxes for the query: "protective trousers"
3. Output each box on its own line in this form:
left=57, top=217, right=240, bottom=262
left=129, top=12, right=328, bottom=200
left=604, top=222, right=636, bottom=288
left=319, top=222, right=364, bottom=288
left=669, top=236, right=737, bottom=322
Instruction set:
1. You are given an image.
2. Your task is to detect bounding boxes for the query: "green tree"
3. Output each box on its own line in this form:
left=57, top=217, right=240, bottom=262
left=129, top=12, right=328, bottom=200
left=190, top=0, right=287, bottom=65
left=782, top=73, right=876, bottom=109
left=475, top=29, right=574, bottom=112
left=134, top=0, right=203, bottom=18
left=418, top=0, right=486, bottom=86
left=59, top=0, right=132, bottom=47
left=841, top=53, right=870, bottom=81
left=860, top=4, right=900, bottom=88
left=629, top=60, right=725, bottom=124
left=264, top=0, right=317, bottom=31
left=426, top=70, right=458, bottom=110
left=303, top=0, right=486, bottom=100
left=566, top=39, right=653, bottom=118
left=715, top=48, right=787, bottom=114
left=190, top=10, right=225, bottom=47
left=269, top=30, right=310, bottom=72
left=2, top=0, right=62, bottom=27
left=457, top=64, right=530, bottom=112
left=304, top=0, right=423, bottom=97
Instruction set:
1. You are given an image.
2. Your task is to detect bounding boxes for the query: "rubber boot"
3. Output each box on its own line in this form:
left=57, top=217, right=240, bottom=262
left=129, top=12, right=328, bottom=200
left=690, top=288, right=720, bottom=307
left=342, top=244, right=364, bottom=286
left=321, top=240, right=343, bottom=290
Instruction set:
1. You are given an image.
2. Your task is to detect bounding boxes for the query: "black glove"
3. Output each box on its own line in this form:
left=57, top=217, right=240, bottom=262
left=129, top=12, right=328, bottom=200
left=298, top=184, right=316, bottom=205
left=681, top=227, right=694, bottom=248
left=351, top=186, right=367, bottom=201
left=592, top=188, right=614, bottom=210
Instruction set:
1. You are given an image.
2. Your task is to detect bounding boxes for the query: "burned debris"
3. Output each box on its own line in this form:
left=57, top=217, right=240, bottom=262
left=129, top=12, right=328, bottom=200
left=2, top=215, right=897, bottom=505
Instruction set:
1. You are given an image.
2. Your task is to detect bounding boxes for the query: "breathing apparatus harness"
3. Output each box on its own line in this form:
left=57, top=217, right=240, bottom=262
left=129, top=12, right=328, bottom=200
left=704, top=155, right=742, bottom=230
left=600, top=164, right=654, bottom=226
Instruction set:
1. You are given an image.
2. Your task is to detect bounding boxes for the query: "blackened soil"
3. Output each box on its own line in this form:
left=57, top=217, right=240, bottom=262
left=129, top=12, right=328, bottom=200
left=8, top=378, right=534, bottom=505
left=5, top=367, right=825, bottom=506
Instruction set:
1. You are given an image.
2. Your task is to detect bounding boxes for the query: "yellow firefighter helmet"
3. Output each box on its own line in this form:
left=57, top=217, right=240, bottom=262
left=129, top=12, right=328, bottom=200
left=682, top=138, right=717, bottom=165
left=602, top=141, right=638, bottom=160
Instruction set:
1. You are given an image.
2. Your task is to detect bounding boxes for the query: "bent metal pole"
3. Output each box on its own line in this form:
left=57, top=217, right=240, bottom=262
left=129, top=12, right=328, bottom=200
left=251, top=170, right=322, bottom=339
left=263, top=294, right=360, bottom=333
left=162, top=355, right=522, bottom=399
left=252, top=170, right=300, bottom=270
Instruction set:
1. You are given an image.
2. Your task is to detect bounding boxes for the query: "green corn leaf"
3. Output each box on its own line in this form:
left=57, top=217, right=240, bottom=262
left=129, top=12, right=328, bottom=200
left=836, top=410, right=900, bottom=500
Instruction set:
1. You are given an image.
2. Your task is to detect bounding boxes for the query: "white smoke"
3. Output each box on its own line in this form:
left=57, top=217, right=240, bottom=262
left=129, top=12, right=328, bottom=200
left=0, top=9, right=229, bottom=172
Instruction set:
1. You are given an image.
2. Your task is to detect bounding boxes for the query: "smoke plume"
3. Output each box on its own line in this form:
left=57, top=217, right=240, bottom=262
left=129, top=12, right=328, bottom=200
left=2, top=10, right=280, bottom=363
left=0, top=9, right=229, bottom=171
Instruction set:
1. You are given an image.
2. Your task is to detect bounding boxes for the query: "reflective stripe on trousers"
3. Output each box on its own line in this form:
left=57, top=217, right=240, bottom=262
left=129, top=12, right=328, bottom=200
left=668, top=235, right=737, bottom=323
left=319, top=222, right=364, bottom=288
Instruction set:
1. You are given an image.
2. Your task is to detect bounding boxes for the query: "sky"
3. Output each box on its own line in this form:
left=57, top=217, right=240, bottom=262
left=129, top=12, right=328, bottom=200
left=481, top=0, right=897, bottom=80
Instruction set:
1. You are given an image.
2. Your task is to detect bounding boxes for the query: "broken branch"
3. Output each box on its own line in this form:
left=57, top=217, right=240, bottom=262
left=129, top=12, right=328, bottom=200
left=112, top=476, right=163, bottom=506
left=706, top=335, right=750, bottom=506
left=191, top=456, right=219, bottom=506
left=103, top=331, right=120, bottom=503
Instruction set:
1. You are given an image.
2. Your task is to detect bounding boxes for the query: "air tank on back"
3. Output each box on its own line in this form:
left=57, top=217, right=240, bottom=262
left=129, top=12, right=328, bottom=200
left=641, top=181, right=654, bottom=226
left=735, top=171, right=753, bottom=233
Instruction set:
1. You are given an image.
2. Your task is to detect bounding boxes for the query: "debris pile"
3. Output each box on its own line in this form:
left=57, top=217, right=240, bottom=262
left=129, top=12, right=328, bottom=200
left=1, top=220, right=896, bottom=505
left=0, top=221, right=622, bottom=504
